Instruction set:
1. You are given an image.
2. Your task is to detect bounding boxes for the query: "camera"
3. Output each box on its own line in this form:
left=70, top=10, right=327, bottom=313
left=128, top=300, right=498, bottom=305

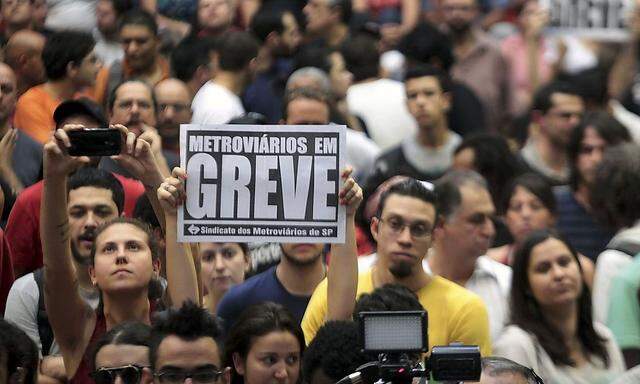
left=337, top=311, right=481, bottom=384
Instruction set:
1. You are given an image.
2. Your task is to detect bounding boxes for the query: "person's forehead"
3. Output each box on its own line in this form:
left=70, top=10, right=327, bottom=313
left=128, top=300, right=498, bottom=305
left=116, top=83, right=153, bottom=102
left=406, top=76, right=442, bottom=91
left=381, top=194, right=436, bottom=221
left=68, top=186, right=115, bottom=206
left=97, top=223, right=149, bottom=245
left=550, top=92, right=583, bottom=108
left=120, top=24, right=154, bottom=37
left=155, top=82, right=191, bottom=102
left=60, top=115, right=100, bottom=127
left=96, top=344, right=150, bottom=367
left=458, top=184, right=494, bottom=213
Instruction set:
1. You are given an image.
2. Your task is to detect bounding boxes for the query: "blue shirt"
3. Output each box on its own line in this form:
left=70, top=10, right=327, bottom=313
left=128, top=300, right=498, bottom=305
left=554, top=186, right=614, bottom=261
left=216, top=266, right=311, bottom=333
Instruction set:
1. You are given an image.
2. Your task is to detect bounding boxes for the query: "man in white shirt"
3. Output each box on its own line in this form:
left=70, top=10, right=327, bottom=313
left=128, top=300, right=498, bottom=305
left=191, top=31, right=259, bottom=124
left=428, top=170, right=512, bottom=340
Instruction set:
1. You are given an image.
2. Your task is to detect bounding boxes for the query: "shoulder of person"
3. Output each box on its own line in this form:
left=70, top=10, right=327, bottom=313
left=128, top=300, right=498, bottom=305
left=430, top=276, right=486, bottom=310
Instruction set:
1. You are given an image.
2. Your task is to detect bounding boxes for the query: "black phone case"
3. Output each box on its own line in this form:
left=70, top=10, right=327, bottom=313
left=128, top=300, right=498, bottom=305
left=68, top=129, right=121, bottom=156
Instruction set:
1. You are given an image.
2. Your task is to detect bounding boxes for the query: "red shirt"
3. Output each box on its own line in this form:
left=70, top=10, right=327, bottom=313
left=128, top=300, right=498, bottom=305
left=6, top=174, right=145, bottom=277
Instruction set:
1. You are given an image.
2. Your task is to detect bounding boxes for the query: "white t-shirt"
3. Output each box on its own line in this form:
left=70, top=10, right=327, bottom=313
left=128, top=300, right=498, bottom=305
left=346, top=79, right=417, bottom=151
left=45, top=0, right=97, bottom=32
left=191, top=81, right=245, bottom=125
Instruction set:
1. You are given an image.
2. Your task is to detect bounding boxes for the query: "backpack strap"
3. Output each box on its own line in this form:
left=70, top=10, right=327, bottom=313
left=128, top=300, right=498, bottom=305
left=33, top=268, right=54, bottom=356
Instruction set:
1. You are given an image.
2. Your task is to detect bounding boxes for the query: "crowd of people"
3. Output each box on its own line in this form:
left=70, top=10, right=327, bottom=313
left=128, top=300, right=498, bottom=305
left=2, top=0, right=640, bottom=383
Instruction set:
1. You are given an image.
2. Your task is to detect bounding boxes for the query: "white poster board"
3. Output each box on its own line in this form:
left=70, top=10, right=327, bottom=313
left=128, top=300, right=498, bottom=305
left=178, top=124, right=346, bottom=243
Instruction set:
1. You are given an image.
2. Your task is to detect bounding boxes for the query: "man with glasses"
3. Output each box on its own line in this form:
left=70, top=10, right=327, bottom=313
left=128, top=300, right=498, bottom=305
left=154, top=78, right=193, bottom=155
left=520, top=81, right=585, bottom=186
left=302, top=177, right=492, bottom=356
left=102, top=79, right=177, bottom=177
left=149, top=301, right=230, bottom=384
left=428, top=170, right=511, bottom=341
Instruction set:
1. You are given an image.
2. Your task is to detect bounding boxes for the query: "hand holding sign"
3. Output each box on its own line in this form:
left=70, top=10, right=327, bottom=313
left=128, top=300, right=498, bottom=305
left=44, top=125, right=91, bottom=178
left=158, top=167, right=187, bottom=216
left=339, top=167, right=362, bottom=217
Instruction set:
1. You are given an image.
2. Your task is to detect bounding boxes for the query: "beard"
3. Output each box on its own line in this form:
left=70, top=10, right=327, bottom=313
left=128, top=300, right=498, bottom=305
left=448, top=20, right=472, bottom=36
left=389, top=261, right=413, bottom=279
left=71, top=241, right=92, bottom=266
left=282, top=248, right=324, bottom=267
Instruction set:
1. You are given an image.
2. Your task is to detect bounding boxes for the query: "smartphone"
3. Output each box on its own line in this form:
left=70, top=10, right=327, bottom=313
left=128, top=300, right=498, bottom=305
left=67, top=128, right=121, bottom=156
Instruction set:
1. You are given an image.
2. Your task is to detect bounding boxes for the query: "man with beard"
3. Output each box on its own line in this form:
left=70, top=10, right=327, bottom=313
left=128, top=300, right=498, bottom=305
left=4, top=167, right=124, bottom=383
left=302, top=177, right=492, bottom=356
left=519, top=81, right=584, bottom=186
left=427, top=170, right=511, bottom=341
left=243, top=7, right=302, bottom=123
left=441, top=0, right=509, bottom=133
left=94, top=10, right=170, bottom=107
left=154, top=78, right=193, bottom=155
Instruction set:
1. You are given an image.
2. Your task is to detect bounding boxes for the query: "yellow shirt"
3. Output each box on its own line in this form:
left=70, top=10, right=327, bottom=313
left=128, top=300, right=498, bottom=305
left=301, top=268, right=492, bottom=356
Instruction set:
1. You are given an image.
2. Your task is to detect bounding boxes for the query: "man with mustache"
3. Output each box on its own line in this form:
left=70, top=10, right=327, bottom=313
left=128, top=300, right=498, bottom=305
left=153, top=78, right=192, bottom=155
left=5, top=167, right=125, bottom=383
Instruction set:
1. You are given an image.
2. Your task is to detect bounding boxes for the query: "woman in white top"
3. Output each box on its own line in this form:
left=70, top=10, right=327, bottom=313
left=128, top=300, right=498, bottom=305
left=494, top=229, right=625, bottom=384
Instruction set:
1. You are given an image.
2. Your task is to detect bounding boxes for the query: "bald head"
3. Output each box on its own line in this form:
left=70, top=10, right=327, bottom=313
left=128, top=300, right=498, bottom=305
left=0, top=62, right=17, bottom=124
left=154, top=78, right=192, bottom=146
left=4, top=30, right=46, bottom=92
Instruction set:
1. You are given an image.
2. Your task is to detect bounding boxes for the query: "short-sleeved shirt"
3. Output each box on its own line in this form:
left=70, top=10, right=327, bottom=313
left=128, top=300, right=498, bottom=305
left=6, top=174, right=145, bottom=276
left=301, top=268, right=492, bottom=356
left=217, top=266, right=312, bottom=332
left=607, top=256, right=640, bottom=349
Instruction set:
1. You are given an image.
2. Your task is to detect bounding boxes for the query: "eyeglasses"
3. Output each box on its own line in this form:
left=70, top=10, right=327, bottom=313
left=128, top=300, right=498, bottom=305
left=378, top=217, right=431, bottom=239
left=154, top=368, right=224, bottom=383
left=90, top=364, right=148, bottom=384
left=159, top=103, right=190, bottom=113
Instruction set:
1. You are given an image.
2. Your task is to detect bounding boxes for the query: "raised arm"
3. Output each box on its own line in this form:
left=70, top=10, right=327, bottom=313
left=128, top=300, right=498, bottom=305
left=157, top=167, right=199, bottom=307
left=327, top=168, right=362, bottom=321
left=41, top=125, right=95, bottom=375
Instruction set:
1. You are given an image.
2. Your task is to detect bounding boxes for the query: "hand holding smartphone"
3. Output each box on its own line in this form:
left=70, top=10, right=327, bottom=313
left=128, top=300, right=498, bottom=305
left=67, top=128, right=122, bottom=156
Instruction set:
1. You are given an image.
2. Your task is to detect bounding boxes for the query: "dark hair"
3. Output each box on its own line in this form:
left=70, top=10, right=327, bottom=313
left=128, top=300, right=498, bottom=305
left=119, top=9, right=158, bottom=36
left=171, top=36, right=216, bottom=82
left=353, top=284, right=423, bottom=316
left=433, top=170, right=488, bottom=220
left=567, top=111, right=631, bottom=191
left=404, top=64, right=451, bottom=93
left=454, top=133, right=523, bottom=211
left=68, top=168, right=125, bottom=215
left=341, top=34, right=379, bottom=82
left=217, top=31, right=259, bottom=72
left=91, top=322, right=151, bottom=370
left=532, top=81, right=581, bottom=114
left=302, top=321, right=368, bottom=383
left=398, top=23, right=454, bottom=71
left=133, top=194, right=160, bottom=232
left=108, top=79, right=158, bottom=114
left=42, top=31, right=95, bottom=80
left=590, top=143, right=640, bottom=229
left=376, top=178, right=438, bottom=219
left=500, top=173, right=556, bottom=217
left=0, top=319, right=39, bottom=384
left=293, top=44, right=331, bottom=74
left=249, top=6, right=286, bottom=42
left=107, top=0, right=135, bottom=17
left=510, top=229, right=609, bottom=367
left=282, top=86, right=331, bottom=120
left=481, top=357, right=540, bottom=384
left=150, top=301, right=224, bottom=370
left=224, top=302, right=305, bottom=384
left=559, top=67, right=608, bottom=109
left=326, top=0, right=352, bottom=24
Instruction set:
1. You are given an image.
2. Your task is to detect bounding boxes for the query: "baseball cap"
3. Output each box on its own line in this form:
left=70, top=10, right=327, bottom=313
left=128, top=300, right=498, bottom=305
left=53, top=98, right=108, bottom=128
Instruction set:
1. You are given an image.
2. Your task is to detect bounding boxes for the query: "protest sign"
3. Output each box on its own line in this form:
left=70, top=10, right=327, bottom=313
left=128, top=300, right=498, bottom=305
left=178, top=124, right=346, bottom=243
left=540, top=0, right=634, bottom=41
